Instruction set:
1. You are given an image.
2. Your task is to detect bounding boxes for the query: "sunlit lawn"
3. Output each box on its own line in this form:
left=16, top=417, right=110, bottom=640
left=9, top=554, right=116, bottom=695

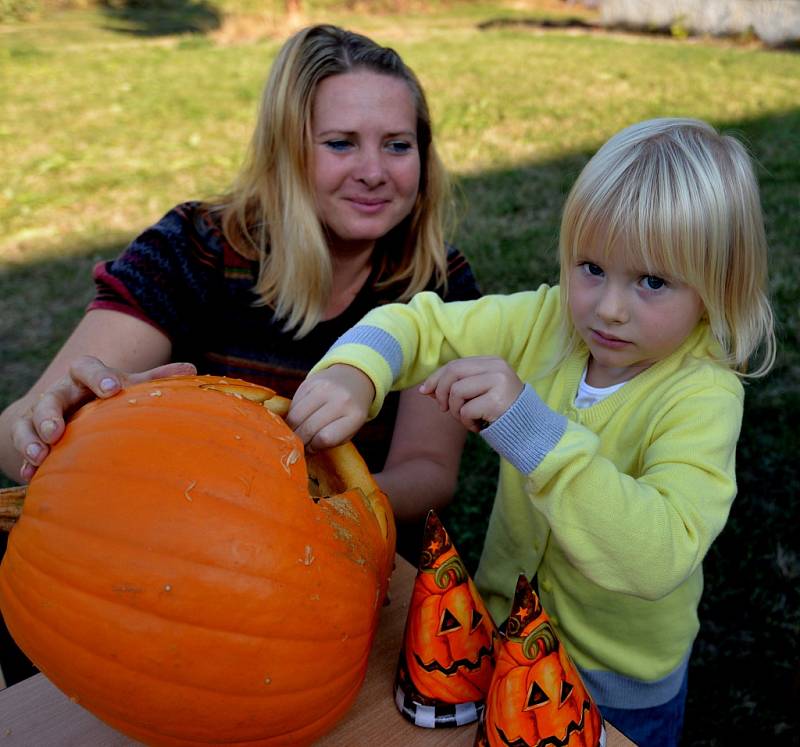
left=1, top=3, right=798, bottom=744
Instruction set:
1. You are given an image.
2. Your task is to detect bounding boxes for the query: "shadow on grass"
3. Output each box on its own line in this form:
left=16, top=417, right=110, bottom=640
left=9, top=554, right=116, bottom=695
left=99, top=0, right=222, bottom=37
left=0, top=109, right=798, bottom=744
left=478, top=16, right=597, bottom=32
left=0, top=243, right=129, bottom=422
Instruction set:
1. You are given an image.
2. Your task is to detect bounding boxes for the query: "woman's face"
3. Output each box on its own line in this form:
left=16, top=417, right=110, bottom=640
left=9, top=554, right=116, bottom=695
left=311, top=70, right=421, bottom=255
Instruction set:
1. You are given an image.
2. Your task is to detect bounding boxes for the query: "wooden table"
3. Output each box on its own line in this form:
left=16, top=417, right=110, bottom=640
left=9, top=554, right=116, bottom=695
left=0, top=556, right=634, bottom=746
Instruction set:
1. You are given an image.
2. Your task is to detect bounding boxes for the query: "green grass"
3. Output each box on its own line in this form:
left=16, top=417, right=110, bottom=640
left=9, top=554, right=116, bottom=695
left=1, top=3, right=798, bottom=744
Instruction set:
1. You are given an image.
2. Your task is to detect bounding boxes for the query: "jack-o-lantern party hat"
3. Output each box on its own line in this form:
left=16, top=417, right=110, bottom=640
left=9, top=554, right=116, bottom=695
left=474, top=575, right=606, bottom=747
left=394, top=510, right=500, bottom=728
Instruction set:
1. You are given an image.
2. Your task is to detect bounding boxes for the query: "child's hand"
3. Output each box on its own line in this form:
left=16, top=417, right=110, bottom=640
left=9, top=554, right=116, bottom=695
left=419, top=356, right=524, bottom=432
left=287, top=364, right=375, bottom=451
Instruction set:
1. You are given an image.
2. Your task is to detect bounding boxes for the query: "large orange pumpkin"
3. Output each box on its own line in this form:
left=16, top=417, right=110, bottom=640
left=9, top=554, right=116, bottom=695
left=0, top=375, right=396, bottom=746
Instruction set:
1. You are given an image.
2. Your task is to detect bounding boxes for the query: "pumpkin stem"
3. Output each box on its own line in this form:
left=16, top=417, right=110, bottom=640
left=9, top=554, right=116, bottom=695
left=521, top=621, right=558, bottom=660
left=434, top=556, right=467, bottom=589
left=0, top=485, right=26, bottom=532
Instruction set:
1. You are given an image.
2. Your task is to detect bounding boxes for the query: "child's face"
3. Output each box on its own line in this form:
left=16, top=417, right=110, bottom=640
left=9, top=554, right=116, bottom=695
left=568, top=235, right=705, bottom=387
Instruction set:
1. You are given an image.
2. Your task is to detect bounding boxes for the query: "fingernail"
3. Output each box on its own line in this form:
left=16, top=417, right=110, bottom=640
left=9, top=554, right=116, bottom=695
left=20, top=461, right=35, bottom=481
left=25, top=443, right=43, bottom=460
left=40, top=419, right=57, bottom=438
left=100, top=377, right=118, bottom=393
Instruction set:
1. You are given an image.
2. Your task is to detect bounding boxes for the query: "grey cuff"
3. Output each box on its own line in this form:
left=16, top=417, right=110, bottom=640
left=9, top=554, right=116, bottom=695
left=480, top=384, right=567, bottom=474
left=330, top=325, right=403, bottom=380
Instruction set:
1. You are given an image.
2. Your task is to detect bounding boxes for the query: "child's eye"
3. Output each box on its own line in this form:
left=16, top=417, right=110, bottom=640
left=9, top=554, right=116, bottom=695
left=580, top=262, right=604, bottom=277
left=641, top=275, right=667, bottom=290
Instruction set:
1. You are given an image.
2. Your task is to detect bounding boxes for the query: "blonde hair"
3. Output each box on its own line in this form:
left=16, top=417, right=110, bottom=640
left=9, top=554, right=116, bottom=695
left=211, top=24, right=450, bottom=338
left=558, top=117, right=775, bottom=377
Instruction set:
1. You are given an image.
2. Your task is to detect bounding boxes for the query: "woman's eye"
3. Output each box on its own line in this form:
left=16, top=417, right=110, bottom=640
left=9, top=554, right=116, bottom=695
left=386, top=140, right=413, bottom=154
left=325, top=139, right=352, bottom=152
left=642, top=275, right=666, bottom=290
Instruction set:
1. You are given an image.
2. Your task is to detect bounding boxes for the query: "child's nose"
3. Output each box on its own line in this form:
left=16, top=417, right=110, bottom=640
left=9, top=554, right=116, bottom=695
left=596, top=287, right=629, bottom=324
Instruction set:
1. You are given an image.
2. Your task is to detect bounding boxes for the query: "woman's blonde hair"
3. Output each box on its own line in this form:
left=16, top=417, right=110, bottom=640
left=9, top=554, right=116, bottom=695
left=212, top=24, right=450, bottom=337
left=558, top=117, right=775, bottom=377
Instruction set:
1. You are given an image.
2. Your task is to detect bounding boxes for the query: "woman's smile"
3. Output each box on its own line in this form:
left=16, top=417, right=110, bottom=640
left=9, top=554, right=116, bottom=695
left=345, top=196, right=391, bottom=213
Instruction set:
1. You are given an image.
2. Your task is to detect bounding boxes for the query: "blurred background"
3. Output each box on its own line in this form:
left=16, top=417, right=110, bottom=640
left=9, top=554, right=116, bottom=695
left=1, top=1, right=798, bottom=744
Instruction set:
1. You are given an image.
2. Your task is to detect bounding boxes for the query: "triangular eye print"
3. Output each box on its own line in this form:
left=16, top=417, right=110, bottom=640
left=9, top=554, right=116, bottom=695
left=394, top=510, right=500, bottom=729
left=471, top=608, right=484, bottom=632
left=439, top=608, right=462, bottom=634
left=525, top=681, right=549, bottom=711
left=473, top=575, right=606, bottom=747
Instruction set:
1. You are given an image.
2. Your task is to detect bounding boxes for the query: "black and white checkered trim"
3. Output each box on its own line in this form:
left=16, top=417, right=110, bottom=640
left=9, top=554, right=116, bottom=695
left=394, top=682, right=483, bottom=728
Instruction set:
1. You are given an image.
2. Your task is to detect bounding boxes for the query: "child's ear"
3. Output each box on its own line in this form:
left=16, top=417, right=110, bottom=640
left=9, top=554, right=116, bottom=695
left=695, top=294, right=708, bottom=322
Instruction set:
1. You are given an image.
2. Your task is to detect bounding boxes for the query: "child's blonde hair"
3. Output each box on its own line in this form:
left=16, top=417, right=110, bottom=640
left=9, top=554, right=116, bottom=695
left=558, top=117, right=775, bottom=377
left=212, top=25, right=451, bottom=338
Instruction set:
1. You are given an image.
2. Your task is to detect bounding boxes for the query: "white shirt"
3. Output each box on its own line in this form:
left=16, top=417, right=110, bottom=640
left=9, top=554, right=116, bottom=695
left=574, top=365, right=625, bottom=409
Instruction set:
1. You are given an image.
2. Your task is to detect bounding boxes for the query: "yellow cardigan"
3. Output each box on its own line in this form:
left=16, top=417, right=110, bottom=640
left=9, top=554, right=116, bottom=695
left=314, top=285, right=744, bottom=709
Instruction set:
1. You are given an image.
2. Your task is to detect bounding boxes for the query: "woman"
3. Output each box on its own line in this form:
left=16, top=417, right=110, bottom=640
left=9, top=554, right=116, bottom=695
left=0, top=24, right=480, bottom=683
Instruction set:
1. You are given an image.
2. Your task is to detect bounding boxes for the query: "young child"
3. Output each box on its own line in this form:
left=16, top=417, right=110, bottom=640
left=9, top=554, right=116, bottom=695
left=287, top=118, right=775, bottom=746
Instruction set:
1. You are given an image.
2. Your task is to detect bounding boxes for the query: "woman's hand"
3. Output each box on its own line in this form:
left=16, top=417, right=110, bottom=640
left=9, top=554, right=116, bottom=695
left=13, top=356, right=196, bottom=482
left=287, top=364, right=375, bottom=451
left=419, top=356, right=524, bottom=432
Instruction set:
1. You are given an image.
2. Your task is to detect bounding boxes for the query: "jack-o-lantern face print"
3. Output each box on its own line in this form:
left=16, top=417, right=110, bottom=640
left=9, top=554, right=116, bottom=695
left=475, top=575, right=604, bottom=747
left=403, top=511, right=499, bottom=704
